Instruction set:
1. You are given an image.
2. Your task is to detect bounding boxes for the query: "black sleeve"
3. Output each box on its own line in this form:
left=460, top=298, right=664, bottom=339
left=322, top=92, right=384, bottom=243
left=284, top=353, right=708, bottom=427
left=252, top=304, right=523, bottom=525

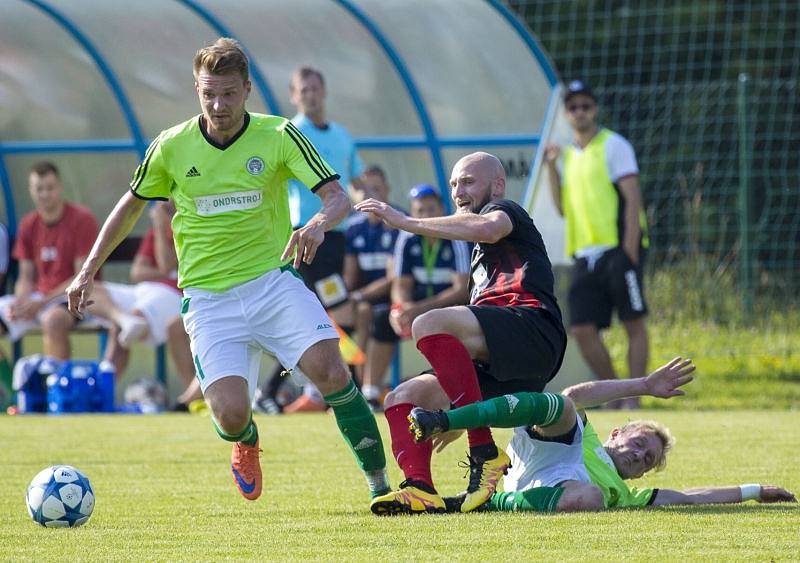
left=480, top=199, right=522, bottom=232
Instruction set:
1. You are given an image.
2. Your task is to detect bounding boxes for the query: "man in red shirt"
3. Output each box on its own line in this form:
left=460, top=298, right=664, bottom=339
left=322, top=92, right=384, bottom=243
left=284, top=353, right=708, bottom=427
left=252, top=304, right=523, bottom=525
left=0, top=161, right=99, bottom=359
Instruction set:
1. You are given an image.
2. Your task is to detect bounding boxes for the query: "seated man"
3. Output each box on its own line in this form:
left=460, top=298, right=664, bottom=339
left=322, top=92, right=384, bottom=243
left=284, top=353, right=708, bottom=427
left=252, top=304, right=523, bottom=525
left=86, top=202, right=200, bottom=406
left=403, top=357, right=796, bottom=514
left=0, top=161, right=99, bottom=358
left=361, top=184, right=471, bottom=410
left=332, top=165, right=400, bottom=404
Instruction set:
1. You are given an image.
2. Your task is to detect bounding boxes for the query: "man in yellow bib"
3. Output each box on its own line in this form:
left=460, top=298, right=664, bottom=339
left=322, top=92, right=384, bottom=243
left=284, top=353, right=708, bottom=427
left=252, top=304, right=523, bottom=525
left=546, top=81, right=649, bottom=409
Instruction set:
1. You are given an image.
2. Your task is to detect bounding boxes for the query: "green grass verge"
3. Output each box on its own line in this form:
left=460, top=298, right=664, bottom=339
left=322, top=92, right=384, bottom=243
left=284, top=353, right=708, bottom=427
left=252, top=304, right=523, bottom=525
left=604, top=318, right=800, bottom=409
left=1, top=411, right=798, bottom=561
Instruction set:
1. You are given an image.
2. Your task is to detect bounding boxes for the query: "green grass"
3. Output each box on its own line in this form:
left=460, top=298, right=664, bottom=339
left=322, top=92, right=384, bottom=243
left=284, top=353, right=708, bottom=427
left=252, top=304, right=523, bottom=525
left=604, top=318, right=800, bottom=410
left=1, top=411, right=798, bottom=561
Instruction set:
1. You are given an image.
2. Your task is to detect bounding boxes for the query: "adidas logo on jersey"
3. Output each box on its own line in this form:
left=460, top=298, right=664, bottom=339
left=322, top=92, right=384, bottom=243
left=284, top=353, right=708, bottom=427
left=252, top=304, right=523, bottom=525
left=185, top=166, right=201, bottom=177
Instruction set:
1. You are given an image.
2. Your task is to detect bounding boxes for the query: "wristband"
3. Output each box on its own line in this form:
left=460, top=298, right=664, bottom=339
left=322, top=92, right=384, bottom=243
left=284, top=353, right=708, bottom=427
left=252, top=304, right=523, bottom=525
left=739, top=483, right=760, bottom=501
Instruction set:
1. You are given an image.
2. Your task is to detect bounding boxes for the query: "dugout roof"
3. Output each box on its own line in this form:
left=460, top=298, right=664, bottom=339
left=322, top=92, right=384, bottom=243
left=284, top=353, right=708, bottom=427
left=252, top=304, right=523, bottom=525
left=0, top=0, right=561, bottom=246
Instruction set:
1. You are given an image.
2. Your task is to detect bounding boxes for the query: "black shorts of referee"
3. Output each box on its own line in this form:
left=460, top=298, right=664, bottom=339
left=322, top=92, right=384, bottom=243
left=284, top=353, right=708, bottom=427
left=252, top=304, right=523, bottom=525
left=569, top=246, right=648, bottom=330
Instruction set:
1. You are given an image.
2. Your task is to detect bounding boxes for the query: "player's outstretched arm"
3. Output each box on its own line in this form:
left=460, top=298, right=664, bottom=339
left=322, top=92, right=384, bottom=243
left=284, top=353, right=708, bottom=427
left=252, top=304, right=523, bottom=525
left=354, top=198, right=513, bottom=243
left=66, top=191, right=147, bottom=319
left=651, top=484, right=796, bottom=506
left=562, top=357, right=695, bottom=411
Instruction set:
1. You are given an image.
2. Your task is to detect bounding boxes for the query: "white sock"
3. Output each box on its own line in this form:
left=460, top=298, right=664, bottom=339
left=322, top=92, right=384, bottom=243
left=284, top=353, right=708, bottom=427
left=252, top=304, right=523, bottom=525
left=362, top=385, right=381, bottom=400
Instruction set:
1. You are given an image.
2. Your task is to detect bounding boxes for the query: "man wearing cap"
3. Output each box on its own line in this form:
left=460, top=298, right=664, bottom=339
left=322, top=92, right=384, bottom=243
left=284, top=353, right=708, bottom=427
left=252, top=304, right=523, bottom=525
left=545, top=80, right=649, bottom=409
left=359, top=183, right=470, bottom=409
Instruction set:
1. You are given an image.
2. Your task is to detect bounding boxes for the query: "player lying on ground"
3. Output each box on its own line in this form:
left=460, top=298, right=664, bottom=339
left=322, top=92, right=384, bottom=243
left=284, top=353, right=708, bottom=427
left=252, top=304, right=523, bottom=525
left=408, top=357, right=796, bottom=512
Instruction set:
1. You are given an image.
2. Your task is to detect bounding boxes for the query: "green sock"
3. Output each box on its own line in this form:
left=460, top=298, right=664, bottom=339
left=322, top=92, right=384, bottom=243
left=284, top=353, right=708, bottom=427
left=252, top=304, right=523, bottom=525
left=447, top=392, right=564, bottom=431
left=325, top=380, right=389, bottom=497
left=212, top=413, right=259, bottom=447
left=486, top=488, right=564, bottom=513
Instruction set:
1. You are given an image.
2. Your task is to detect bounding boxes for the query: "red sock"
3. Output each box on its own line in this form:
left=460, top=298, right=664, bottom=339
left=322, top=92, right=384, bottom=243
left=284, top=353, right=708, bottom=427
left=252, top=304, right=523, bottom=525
left=384, top=403, right=434, bottom=490
left=416, top=333, right=494, bottom=449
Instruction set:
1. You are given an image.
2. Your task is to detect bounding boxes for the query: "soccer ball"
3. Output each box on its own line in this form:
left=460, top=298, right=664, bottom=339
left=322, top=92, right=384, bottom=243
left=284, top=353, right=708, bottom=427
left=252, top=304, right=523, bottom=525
left=26, top=465, right=95, bottom=527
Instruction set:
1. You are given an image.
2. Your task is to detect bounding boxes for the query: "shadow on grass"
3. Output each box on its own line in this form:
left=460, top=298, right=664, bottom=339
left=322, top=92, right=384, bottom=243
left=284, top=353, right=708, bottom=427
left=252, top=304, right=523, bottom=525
left=645, top=503, right=798, bottom=515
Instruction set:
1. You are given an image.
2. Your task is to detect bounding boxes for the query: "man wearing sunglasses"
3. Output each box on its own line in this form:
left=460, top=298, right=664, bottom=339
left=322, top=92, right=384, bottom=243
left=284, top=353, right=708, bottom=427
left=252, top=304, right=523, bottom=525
left=545, top=80, right=649, bottom=410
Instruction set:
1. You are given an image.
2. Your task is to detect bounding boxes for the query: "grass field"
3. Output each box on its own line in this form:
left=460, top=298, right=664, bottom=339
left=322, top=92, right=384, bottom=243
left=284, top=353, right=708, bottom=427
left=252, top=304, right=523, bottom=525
left=2, top=410, right=798, bottom=561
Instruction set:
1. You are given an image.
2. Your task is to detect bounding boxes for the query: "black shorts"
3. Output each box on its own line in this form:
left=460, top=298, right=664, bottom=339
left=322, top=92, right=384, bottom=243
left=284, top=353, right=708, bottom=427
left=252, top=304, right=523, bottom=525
left=568, top=246, right=648, bottom=329
left=297, top=231, right=346, bottom=309
left=465, top=304, right=567, bottom=398
left=371, top=303, right=400, bottom=343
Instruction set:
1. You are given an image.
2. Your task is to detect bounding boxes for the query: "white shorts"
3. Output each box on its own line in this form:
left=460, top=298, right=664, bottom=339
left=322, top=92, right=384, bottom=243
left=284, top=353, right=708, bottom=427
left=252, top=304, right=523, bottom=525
left=181, top=267, right=339, bottom=397
left=0, top=292, right=102, bottom=341
left=504, top=415, right=590, bottom=492
left=103, top=281, right=182, bottom=346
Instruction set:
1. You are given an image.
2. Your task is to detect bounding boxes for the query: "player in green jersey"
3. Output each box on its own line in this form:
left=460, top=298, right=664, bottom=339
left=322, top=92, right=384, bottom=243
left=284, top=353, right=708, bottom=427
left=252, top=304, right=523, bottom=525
left=66, top=37, right=389, bottom=503
left=409, top=357, right=795, bottom=512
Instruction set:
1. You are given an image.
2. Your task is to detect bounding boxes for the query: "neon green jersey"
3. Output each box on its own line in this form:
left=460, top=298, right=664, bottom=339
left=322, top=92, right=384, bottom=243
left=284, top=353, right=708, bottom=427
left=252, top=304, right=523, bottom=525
left=130, top=113, right=339, bottom=291
left=582, top=419, right=655, bottom=508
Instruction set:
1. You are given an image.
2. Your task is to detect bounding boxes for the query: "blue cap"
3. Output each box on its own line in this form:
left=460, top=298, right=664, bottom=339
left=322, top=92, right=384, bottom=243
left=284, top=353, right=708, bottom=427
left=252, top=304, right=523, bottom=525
left=564, top=80, right=596, bottom=103
left=408, top=184, right=439, bottom=200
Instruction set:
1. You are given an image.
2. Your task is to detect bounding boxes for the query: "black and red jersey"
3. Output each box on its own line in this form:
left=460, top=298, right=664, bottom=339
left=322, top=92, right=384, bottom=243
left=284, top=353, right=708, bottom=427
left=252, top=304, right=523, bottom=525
left=469, top=199, right=562, bottom=322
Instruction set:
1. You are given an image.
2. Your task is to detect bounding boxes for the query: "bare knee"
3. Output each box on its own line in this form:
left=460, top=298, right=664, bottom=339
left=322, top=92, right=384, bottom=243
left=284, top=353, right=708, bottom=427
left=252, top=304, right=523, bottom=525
left=556, top=483, right=605, bottom=512
left=205, top=378, right=251, bottom=434
left=41, top=307, right=75, bottom=335
left=214, top=408, right=250, bottom=435
left=623, top=318, right=648, bottom=338
left=411, top=309, right=450, bottom=340
left=298, top=339, right=350, bottom=395
left=383, top=374, right=449, bottom=410
left=355, top=300, right=373, bottom=320
left=570, top=323, right=598, bottom=341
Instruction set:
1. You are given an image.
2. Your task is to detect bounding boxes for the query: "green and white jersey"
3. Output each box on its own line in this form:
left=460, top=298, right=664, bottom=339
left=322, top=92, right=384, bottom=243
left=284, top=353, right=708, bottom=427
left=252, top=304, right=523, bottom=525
left=582, top=419, right=656, bottom=508
left=130, top=113, right=339, bottom=292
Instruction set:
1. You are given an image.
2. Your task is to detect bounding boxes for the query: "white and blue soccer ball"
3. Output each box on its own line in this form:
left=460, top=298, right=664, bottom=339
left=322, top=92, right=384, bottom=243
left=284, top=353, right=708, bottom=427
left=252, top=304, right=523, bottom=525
left=26, top=465, right=95, bottom=527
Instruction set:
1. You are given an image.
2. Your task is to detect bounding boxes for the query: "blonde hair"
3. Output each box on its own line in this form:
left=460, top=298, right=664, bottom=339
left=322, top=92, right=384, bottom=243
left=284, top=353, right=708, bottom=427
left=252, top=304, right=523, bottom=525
left=193, top=37, right=249, bottom=82
left=620, top=419, right=675, bottom=473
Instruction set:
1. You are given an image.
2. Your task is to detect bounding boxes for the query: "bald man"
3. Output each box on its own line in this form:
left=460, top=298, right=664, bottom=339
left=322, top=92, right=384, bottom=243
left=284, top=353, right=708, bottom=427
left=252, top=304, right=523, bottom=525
left=355, top=152, right=567, bottom=515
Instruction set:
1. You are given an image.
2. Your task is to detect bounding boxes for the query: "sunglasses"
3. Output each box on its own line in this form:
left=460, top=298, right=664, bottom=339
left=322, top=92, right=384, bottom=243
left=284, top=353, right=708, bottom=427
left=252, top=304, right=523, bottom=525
left=567, top=102, right=595, bottom=113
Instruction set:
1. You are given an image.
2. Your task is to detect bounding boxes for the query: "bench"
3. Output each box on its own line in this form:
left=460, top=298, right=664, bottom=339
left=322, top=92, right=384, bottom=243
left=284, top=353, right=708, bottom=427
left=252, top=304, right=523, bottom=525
left=9, top=236, right=168, bottom=384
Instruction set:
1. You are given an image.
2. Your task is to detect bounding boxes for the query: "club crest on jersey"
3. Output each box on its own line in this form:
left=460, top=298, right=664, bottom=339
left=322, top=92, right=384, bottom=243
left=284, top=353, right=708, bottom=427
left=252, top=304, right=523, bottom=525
left=246, top=156, right=265, bottom=175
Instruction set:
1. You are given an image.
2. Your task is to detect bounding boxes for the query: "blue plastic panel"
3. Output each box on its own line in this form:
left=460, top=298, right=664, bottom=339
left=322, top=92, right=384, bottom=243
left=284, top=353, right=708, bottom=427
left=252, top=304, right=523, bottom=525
left=0, top=1, right=129, bottom=141
left=191, top=0, right=422, bottom=136
left=356, top=0, right=553, bottom=137
left=44, top=0, right=268, bottom=139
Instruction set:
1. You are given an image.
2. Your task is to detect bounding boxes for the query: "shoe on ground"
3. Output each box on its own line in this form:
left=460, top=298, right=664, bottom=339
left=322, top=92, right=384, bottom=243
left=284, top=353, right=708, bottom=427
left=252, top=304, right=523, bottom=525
left=370, top=479, right=446, bottom=516
left=253, top=395, right=283, bottom=415
left=231, top=438, right=262, bottom=501
left=407, top=407, right=449, bottom=443
left=442, top=492, right=489, bottom=514
left=283, top=394, right=326, bottom=413
left=459, top=448, right=511, bottom=513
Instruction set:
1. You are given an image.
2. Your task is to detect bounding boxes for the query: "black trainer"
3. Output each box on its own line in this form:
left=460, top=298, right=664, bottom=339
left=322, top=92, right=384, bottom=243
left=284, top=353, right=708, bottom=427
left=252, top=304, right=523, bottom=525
left=407, top=407, right=450, bottom=443
left=442, top=493, right=467, bottom=513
